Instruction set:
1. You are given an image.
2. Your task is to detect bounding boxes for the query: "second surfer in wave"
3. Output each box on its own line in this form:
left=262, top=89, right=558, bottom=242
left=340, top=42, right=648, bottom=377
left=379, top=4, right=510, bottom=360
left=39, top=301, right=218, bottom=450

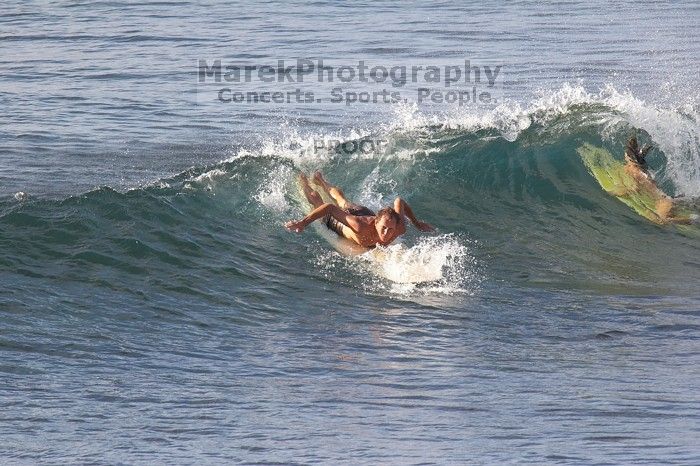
left=614, top=136, right=694, bottom=224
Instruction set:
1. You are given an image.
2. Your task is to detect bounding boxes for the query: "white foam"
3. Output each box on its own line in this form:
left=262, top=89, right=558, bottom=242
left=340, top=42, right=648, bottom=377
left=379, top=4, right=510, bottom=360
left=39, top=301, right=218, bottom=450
left=192, top=168, right=227, bottom=184
left=359, top=234, right=481, bottom=295
left=181, top=168, right=230, bottom=192
left=308, top=232, right=480, bottom=296
left=254, top=165, right=293, bottom=212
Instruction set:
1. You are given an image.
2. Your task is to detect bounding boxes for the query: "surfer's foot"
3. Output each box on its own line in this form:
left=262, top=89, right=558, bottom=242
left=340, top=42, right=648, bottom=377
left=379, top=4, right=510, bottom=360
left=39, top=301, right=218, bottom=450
left=298, top=172, right=312, bottom=193
left=299, top=172, right=323, bottom=207
left=312, top=171, right=329, bottom=190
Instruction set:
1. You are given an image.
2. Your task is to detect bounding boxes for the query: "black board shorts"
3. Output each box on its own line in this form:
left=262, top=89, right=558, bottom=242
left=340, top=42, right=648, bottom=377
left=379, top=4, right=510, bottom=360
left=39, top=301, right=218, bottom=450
left=324, top=204, right=375, bottom=237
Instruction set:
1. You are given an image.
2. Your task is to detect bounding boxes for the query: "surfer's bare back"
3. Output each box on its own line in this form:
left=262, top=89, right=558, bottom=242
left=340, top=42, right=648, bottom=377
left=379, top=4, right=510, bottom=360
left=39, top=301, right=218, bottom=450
left=285, top=171, right=434, bottom=248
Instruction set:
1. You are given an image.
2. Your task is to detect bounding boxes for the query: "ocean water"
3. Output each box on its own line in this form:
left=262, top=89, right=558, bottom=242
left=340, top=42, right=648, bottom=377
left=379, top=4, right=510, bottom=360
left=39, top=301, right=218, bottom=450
left=1, top=1, right=700, bottom=464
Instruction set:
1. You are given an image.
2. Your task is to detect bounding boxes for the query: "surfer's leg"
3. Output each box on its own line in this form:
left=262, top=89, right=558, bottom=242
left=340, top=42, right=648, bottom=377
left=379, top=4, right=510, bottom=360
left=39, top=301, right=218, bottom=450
left=313, top=171, right=351, bottom=209
left=299, top=173, right=323, bottom=208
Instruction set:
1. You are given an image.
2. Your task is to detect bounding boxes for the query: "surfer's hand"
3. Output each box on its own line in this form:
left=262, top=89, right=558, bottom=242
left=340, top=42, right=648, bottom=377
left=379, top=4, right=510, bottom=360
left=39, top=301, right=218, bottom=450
left=285, top=220, right=306, bottom=233
left=415, top=221, right=435, bottom=232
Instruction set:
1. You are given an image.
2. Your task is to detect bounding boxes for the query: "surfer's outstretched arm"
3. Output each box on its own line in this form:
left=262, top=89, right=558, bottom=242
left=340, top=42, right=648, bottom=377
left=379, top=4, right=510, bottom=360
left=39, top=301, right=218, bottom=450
left=285, top=203, right=360, bottom=233
left=393, top=197, right=434, bottom=232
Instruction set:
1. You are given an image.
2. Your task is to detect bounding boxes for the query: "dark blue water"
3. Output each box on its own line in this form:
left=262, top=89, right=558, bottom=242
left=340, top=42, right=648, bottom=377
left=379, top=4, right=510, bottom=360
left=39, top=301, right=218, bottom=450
left=1, top=1, right=699, bottom=464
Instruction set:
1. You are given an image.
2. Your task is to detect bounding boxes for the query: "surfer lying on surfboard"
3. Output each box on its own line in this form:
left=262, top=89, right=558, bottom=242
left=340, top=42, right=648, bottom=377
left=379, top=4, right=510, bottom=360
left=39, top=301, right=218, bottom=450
left=615, top=135, right=692, bottom=224
left=285, top=171, right=435, bottom=248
